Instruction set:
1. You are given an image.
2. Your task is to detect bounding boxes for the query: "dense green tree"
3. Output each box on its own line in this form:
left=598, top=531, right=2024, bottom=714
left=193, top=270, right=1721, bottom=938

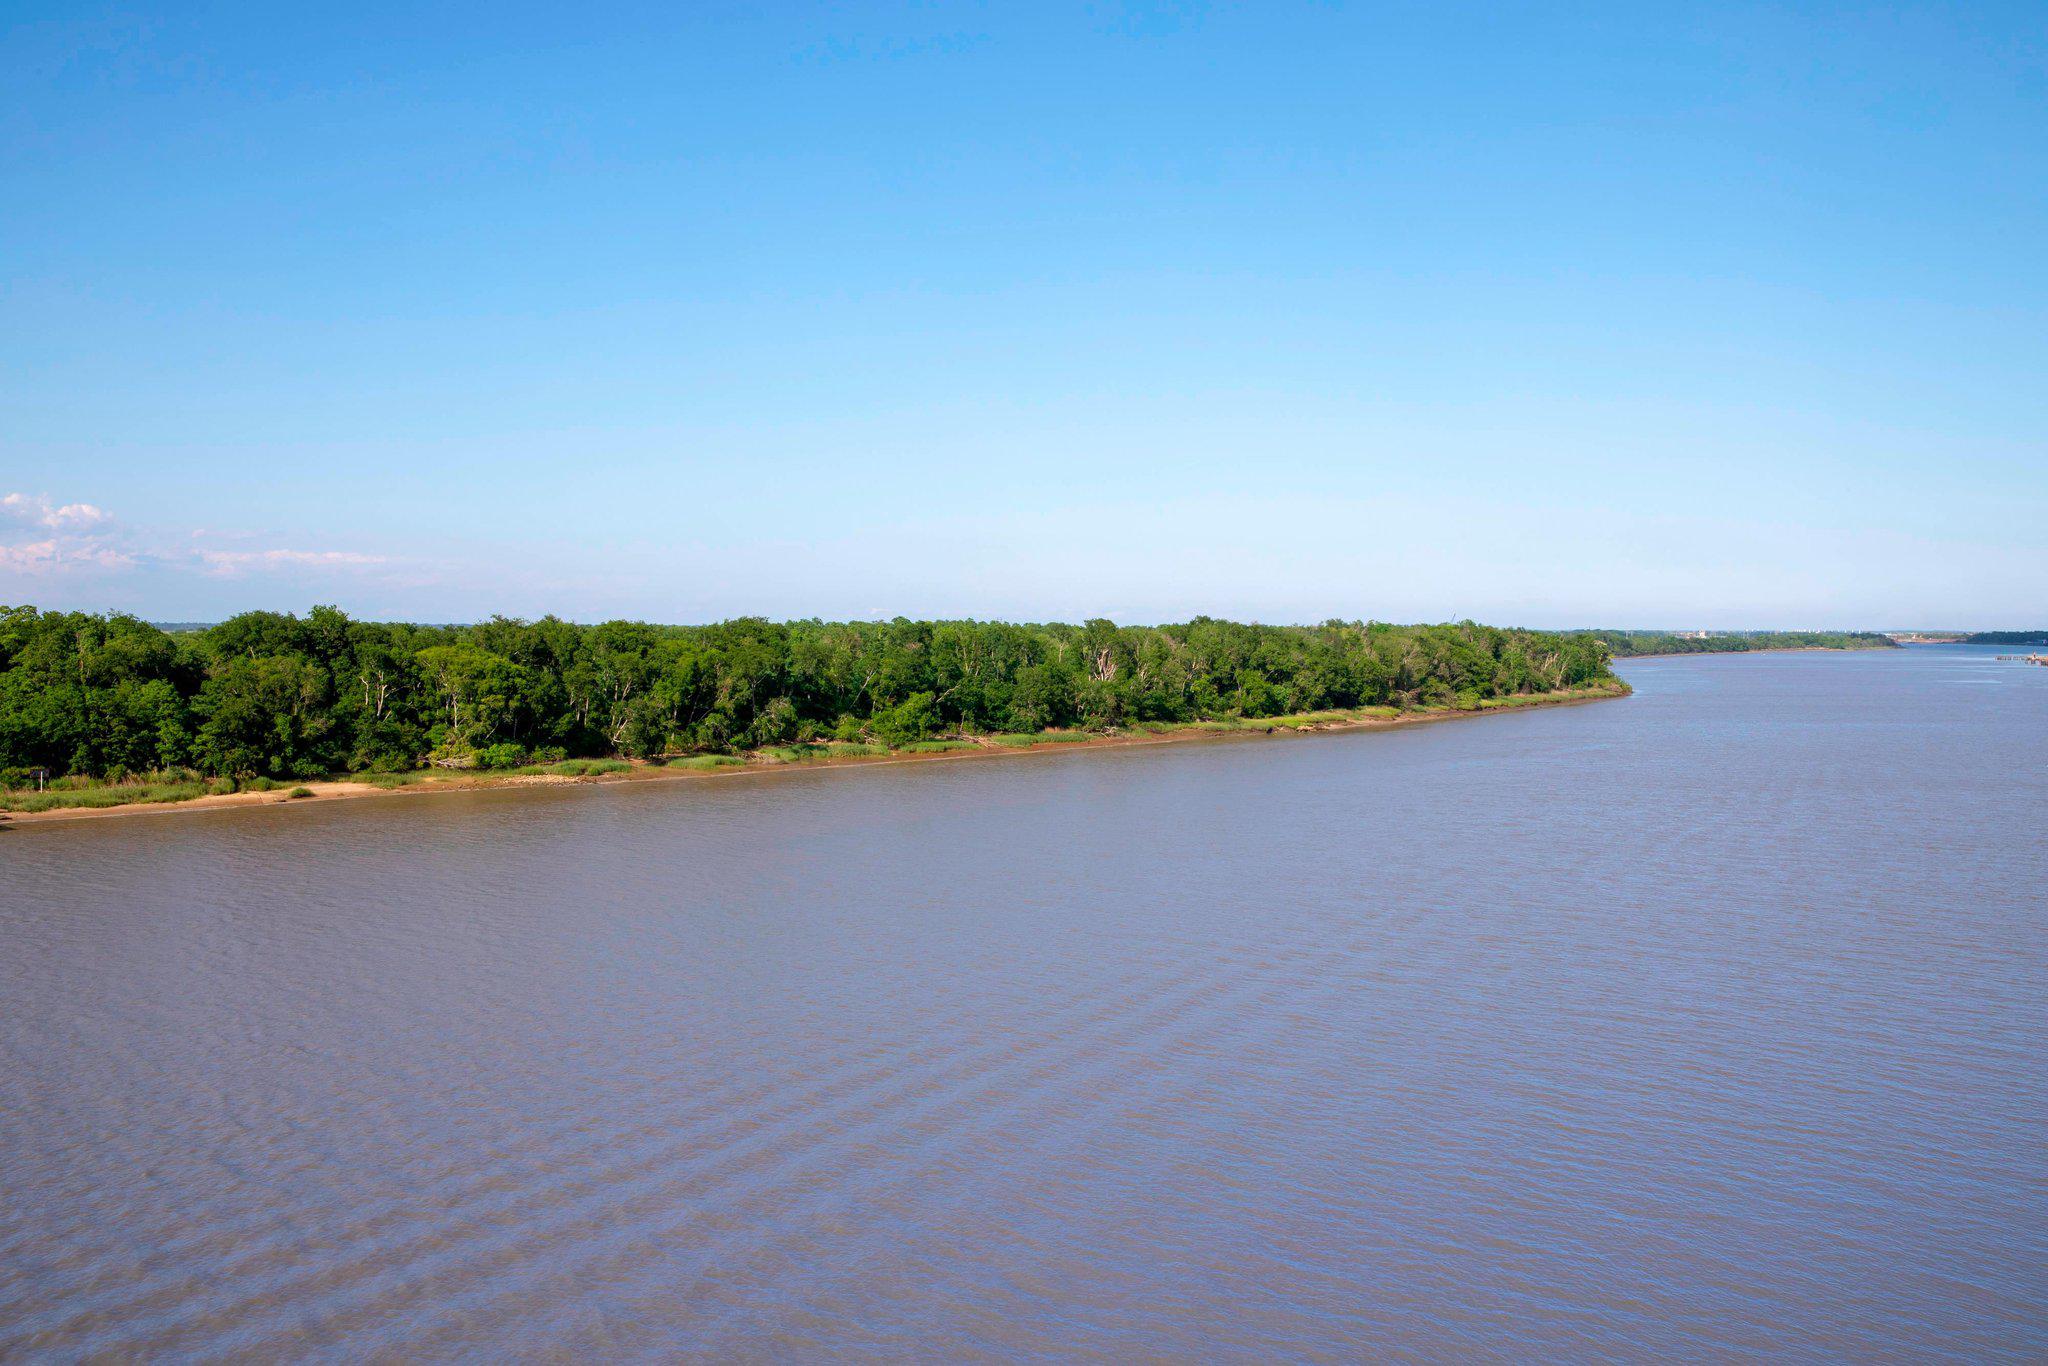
left=869, top=691, right=940, bottom=746
left=415, top=644, right=529, bottom=756
left=196, top=654, right=334, bottom=777
left=0, top=604, right=1630, bottom=782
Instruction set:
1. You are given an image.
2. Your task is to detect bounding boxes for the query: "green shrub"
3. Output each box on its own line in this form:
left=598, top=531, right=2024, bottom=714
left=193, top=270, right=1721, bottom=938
left=989, top=730, right=1098, bottom=747
left=477, top=742, right=528, bottom=770
left=1254, top=710, right=1352, bottom=730
left=0, top=775, right=212, bottom=813
left=752, top=743, right=881, bottom=763
left=287, top=787, right=314, bottom=799
left=868, top=692, right=940, bottom=747
left=507, top=758, right=632, bottom=777
left=425, top=743, right=478, bottom=770
left=673, top=754, right=743, bottom=770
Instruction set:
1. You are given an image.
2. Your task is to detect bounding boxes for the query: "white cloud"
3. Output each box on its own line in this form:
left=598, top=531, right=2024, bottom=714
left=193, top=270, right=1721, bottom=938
left=197, top=548, right=388, bottom=576
left=0, top=495, right=139, bottom=574
left=1, top=492, right=391, bottom=587
left=0, top=542, right=141, bottom=575
left=2, top=492, right=110, bottom=531
left=0, top=539, right=60, bottom=572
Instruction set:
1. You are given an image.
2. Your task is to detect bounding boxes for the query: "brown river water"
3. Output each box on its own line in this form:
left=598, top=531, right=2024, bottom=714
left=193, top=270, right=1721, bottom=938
left=2, top=646, right=2044, bottom=1359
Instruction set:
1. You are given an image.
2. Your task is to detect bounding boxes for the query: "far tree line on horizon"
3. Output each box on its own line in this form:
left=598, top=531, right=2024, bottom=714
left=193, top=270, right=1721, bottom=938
left=0, top=607, right=1627, bottom=784
left=1593, top=629, right=1899, bottom=657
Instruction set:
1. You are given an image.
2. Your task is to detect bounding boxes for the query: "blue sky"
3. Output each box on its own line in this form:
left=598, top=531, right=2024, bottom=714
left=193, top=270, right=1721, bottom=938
left=3, top=1, right=2043, bottom=626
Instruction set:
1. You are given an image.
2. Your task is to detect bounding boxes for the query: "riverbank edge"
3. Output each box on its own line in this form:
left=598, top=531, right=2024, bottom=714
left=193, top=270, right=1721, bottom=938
left=2, top=682, right=1629, bottom=826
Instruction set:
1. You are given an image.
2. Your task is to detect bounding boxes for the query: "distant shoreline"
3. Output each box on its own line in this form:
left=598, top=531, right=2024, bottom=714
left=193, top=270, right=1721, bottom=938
left=3, top=683, right=1628, bottom=827
left=1616, top=645, right=1893, bottom=660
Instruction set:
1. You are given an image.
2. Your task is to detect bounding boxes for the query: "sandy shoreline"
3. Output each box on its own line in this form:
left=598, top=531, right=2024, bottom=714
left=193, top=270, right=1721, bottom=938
left=2, top=685, right=1627, bottom=828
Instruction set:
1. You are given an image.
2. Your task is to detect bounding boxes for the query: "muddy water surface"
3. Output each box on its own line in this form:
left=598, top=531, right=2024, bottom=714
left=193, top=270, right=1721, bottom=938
left=3, top=646, right=2043, bottom=1358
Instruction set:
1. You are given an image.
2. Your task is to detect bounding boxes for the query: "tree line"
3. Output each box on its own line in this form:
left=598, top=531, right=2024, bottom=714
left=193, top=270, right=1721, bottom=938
left=0, top=605, right=1617, bottom=782
left=1582, top=630, right=1897, bottom=657
left=1962, top=630, right=2048, bottom=646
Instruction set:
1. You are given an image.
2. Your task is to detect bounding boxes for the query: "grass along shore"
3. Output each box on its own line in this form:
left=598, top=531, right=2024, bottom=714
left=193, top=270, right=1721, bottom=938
left=1, top=681, right=1627, bottom=824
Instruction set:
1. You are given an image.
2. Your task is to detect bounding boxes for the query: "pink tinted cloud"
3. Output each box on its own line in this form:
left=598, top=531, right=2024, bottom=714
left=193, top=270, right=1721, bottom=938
left=1, top=492, right=392, bottom=585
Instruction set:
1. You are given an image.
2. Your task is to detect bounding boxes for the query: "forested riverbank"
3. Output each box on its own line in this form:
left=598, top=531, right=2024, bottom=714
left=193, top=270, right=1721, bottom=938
left=1962, top=630, right=2048, bottom=646
left=1, top=607, right=1617, bottom=809
left=1582, top=630, right=1897, bottom=658
left=1, top=685, right=1629, bottom=822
